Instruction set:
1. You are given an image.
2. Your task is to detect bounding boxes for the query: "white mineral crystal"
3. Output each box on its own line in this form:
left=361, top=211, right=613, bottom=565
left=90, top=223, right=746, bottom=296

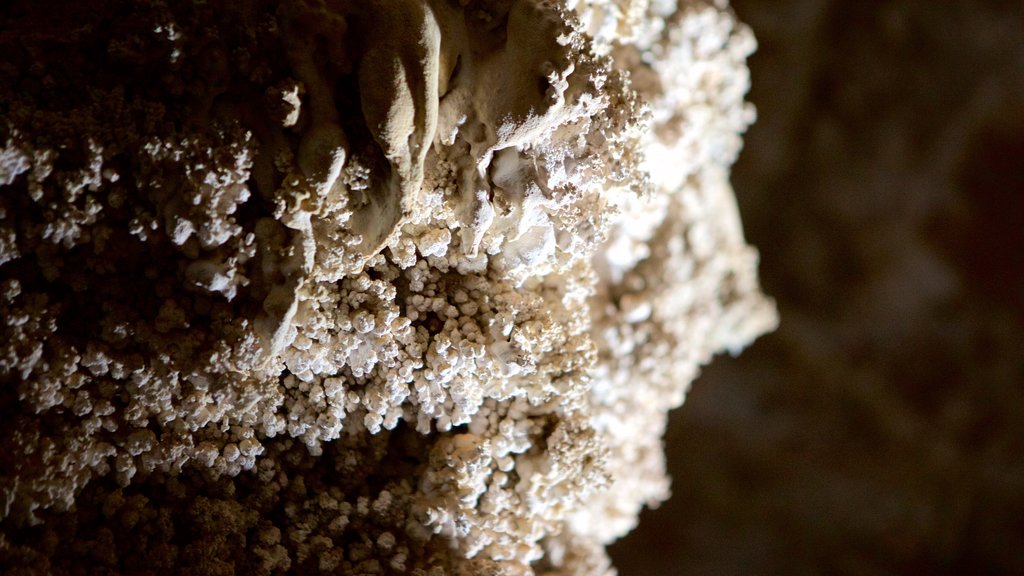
left=0, top=0, right=775, bottom=573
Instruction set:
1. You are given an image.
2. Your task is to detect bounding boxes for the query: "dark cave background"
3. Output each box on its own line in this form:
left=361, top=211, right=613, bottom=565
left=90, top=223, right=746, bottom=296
left=610, top=1, right=1024, bottom=574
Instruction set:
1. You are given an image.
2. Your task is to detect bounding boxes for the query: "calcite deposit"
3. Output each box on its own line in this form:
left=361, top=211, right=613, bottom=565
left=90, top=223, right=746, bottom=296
left=0, top=0, right=774, bottom=574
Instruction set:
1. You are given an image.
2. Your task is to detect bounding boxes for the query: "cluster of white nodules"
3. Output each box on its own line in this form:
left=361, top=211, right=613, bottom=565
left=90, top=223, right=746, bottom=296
left=0, top=1, right=774, bottom=574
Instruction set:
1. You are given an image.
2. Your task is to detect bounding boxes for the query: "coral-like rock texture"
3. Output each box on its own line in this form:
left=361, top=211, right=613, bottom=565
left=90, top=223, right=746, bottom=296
left=0, top=0, right=774, bottom=573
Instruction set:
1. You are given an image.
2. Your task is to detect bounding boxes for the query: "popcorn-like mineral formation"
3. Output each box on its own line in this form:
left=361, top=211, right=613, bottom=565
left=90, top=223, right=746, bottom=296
left=0, top=0, right=776, bottom=573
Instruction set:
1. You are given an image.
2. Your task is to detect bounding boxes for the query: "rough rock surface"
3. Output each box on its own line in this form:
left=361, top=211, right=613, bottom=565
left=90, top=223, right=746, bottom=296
left=0, top=1, right=773, bottom=574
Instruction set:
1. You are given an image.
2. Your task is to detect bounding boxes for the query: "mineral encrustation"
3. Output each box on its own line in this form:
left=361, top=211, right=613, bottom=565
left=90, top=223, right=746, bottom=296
left=0, top=0, right=775, bottom=573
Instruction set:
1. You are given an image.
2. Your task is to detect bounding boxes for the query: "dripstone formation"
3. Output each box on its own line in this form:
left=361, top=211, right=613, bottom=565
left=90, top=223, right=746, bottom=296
left=0, top=1, right=774, bottom=573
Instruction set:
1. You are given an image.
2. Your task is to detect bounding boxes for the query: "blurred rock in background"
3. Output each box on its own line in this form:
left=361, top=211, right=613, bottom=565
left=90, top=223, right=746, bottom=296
left=611, top=1, right=1024, bottom=574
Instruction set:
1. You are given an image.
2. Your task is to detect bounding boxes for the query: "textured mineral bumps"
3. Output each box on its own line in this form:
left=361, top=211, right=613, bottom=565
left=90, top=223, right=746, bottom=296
left=0, top=0, right=775, bottom=574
